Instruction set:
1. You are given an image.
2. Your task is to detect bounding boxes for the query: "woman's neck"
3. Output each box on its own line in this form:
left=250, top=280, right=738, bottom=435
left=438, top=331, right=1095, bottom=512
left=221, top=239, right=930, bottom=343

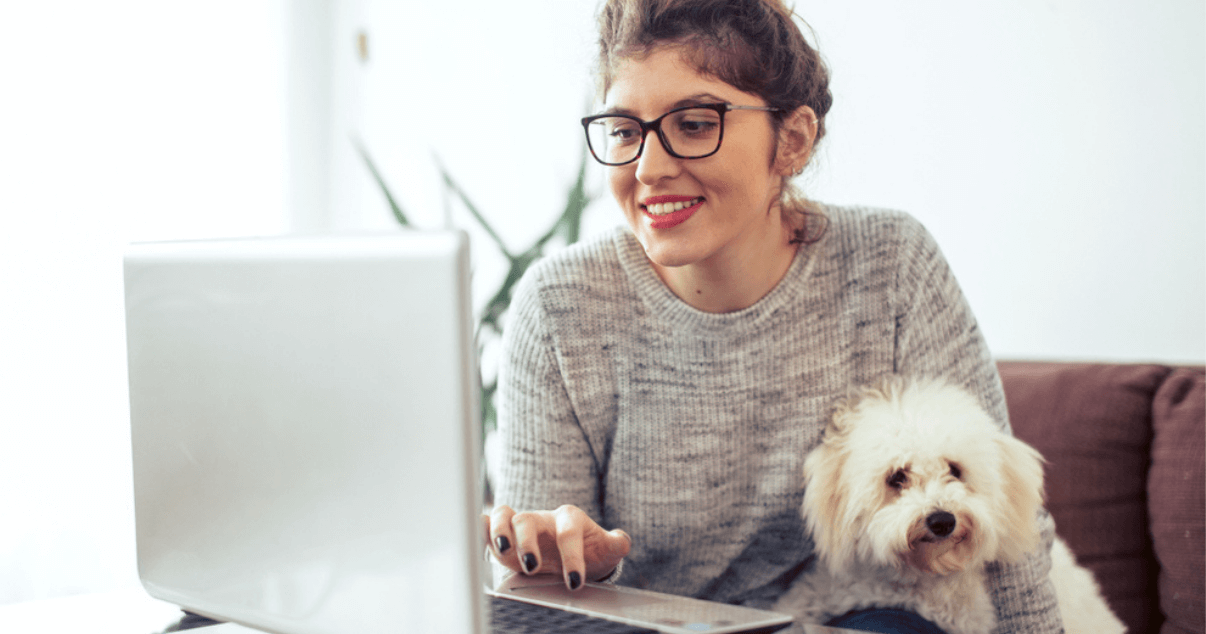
left=650, top=216, right=799, bottom=313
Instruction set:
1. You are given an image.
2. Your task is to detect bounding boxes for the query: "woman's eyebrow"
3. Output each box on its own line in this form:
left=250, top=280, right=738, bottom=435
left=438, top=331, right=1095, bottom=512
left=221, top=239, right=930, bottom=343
left=672, top=93, right=727, bottom=108
left=596, top=105, right=638, bottom=117
left=598, top=93, right=728, bottom=117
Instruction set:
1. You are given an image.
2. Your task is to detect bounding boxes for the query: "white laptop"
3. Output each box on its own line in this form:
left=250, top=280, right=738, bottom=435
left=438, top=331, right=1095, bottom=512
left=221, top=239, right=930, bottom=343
left=123, top=231, right=796, bottom=634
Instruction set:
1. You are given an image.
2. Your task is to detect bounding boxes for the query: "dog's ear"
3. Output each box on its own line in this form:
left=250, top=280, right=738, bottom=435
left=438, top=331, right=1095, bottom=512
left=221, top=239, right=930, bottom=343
left=991, top=432, right=1046, bottom=562
left=803, top=418, right=857, bottom=572
left=827, top=392, right=856, bottom=433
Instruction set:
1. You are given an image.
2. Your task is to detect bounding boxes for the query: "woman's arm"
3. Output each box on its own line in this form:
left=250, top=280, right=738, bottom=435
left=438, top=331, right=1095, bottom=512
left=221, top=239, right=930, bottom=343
left=488, top=265, right=629, bottom=588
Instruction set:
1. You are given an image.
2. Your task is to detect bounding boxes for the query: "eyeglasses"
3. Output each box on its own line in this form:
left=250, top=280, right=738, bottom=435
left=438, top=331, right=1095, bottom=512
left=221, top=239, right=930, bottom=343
left=581, top=103, right=782, bottom=166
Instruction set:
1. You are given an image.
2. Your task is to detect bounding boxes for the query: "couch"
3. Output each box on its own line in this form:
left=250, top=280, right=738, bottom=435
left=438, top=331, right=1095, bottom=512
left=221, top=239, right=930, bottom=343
left=997, top=361, right=1205, bottom=634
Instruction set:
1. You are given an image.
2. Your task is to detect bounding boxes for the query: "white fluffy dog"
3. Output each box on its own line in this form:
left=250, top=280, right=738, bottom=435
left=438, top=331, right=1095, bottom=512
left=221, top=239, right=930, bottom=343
left=773, top=377, right=1126, bottom=634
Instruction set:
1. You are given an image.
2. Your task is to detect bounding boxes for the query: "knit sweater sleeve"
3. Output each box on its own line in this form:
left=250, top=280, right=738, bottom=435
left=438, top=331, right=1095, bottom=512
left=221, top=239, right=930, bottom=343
left=491, top=261, right=604, bottom=522
left=892, top=218, right=1063, bottom=634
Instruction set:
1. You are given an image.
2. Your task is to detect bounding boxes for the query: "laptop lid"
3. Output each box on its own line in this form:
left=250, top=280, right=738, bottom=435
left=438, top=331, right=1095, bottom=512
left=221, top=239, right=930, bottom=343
left=124, top=231, right=483, bottom=634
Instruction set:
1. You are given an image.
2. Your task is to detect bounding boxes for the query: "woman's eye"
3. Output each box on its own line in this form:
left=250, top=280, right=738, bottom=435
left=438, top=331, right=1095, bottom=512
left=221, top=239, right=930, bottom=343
left=677, top=119, right=718, bottom=136
left=609, top=127, right=643, bottom=146
left=887, top=469, right=907, bottom=489
left=608, top=125, right=638, bottom=141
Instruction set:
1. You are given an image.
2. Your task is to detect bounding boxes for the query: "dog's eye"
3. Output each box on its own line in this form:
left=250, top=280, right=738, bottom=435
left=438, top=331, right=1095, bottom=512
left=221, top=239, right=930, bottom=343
left=948, top=462, right=963, bottom=480
left=887, top=469, right=907, bottom=489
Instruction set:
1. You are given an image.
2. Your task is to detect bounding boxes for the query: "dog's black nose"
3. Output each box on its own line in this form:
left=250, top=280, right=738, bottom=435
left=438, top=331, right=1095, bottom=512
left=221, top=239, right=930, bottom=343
left=926, top=511, right=957, bottom=537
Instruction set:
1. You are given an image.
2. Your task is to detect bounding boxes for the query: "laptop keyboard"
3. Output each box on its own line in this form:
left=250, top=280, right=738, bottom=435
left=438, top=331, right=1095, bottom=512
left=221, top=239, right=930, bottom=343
left=490, top=596, right=658, bottom=634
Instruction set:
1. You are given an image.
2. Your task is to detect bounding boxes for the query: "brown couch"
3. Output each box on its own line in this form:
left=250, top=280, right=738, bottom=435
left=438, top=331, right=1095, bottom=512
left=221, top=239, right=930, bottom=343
left=998, top=361, right=1205, bottom=634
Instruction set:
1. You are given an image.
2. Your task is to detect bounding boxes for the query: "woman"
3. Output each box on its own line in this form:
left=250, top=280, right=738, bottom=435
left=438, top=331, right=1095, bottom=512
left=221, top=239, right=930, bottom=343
left=486, top=1, right=1061, bottom=632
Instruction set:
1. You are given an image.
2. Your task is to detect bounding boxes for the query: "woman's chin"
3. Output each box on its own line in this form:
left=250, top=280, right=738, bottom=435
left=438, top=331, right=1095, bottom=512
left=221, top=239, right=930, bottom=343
left=635, top=236, right=701, bottom=270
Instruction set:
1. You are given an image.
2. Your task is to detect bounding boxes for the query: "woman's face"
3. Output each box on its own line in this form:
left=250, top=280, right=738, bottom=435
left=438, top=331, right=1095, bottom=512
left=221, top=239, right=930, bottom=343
left=603, top=46, right=791, bottom=270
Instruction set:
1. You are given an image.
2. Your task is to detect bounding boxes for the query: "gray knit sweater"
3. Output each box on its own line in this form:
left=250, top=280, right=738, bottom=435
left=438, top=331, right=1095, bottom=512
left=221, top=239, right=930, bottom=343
left=493, top=205, right=1061, bottom=634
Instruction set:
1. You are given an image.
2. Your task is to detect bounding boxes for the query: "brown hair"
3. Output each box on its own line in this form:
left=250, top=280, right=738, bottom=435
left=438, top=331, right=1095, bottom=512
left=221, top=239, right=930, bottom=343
left=595, top=0, right=832, bottom=243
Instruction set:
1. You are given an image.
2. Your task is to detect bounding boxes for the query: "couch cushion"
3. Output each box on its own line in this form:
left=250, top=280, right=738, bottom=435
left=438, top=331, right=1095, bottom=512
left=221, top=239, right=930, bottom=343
left=998, top=361, right=1169, bottom=634
left=1147, top=367, right=1205, bottom=634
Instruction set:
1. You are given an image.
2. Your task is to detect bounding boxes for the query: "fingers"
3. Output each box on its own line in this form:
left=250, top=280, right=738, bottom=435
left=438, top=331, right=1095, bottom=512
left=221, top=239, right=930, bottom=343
left=486, top=504, right=626, bottom=591
left=607, top=528, right=633, bottom=560
left=488, top=505, right=519, bottom=569
left=490, top=504, right=555, bottom=576
left=555, top=506, right=586, bottom=590
left=511, top=510, right=556, bottom=576
left=586, top=527, right=632, bottom=582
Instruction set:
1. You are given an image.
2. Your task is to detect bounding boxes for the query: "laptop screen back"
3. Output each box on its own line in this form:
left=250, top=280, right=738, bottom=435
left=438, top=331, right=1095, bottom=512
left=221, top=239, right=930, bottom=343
left=124, top=232, right=483, bottom=634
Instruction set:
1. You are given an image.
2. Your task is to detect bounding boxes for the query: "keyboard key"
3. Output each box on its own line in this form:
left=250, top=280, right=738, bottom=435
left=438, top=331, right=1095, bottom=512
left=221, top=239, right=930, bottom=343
left=490, top=595, right=658, bottom=634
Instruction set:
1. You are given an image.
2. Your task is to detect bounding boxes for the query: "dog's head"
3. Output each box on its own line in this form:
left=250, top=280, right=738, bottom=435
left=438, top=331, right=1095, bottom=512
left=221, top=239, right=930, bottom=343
left=802, top=377, right=1045, bottom=576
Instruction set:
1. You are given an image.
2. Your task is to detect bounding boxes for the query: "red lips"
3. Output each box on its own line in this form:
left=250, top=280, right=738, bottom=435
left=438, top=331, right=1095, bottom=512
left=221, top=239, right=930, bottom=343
left=642, top=196, right=705, bottom=230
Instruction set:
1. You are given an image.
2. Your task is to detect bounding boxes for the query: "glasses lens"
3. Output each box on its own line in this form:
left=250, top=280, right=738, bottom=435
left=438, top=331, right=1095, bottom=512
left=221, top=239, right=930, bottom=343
left=586, top=116, right=643, bottom=165
left=662, top=107, right=723, bottom=158
left=584, top=107, right=726, bottom=165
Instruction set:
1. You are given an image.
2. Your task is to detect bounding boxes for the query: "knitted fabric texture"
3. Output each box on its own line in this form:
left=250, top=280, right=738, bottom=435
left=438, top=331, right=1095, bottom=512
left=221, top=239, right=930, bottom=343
left=493, top=205, right=1061, bottom=634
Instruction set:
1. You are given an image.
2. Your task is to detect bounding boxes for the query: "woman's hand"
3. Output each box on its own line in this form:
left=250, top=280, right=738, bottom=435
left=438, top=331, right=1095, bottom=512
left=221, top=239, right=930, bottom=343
left=484, top=504, right=631, bottom=591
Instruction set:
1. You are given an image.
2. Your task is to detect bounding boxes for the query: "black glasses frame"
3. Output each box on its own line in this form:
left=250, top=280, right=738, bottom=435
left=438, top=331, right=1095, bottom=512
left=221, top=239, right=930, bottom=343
left=580, top=103, right=782, bottom=166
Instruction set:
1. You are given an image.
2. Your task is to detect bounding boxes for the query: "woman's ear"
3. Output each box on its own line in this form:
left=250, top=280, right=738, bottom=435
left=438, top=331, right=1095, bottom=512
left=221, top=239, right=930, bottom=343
left=774, top=105, right=818, bottom=176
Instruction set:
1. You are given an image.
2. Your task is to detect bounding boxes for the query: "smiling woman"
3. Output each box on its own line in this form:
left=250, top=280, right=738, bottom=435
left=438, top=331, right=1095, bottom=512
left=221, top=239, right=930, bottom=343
left=594, top=48, right=813, bottom=311
left=337, top=1, right=1201, bottom=363
left=484, top=2, right=1065, bottom=634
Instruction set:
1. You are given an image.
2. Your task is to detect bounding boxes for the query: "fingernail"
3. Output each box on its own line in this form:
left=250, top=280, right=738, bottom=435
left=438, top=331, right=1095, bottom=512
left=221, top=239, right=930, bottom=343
left=496, top=536, right=510, bottom=554
left=522, top=553, right=537, bottom=574
left=568, top=571, right=581, bottom=590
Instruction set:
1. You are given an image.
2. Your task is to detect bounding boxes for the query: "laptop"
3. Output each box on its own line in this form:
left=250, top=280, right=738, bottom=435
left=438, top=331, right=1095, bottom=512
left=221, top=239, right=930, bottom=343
left=123, top=231, right=796, bottom=634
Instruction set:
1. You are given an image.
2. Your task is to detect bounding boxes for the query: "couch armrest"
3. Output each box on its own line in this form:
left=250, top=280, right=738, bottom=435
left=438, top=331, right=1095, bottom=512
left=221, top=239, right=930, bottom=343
left=1147, top=367, right=1205, bottom=634
left=998, top=361, right=1168, bottom=634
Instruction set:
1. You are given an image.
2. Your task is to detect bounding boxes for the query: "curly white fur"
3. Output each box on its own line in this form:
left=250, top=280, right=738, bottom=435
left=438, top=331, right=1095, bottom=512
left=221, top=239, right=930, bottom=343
left=773, top=377, right=1126, bottom=634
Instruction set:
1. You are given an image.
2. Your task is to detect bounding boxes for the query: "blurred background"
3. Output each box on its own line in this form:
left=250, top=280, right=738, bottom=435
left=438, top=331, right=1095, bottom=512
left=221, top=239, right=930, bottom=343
left=0, top=0, right=1201, bottom=610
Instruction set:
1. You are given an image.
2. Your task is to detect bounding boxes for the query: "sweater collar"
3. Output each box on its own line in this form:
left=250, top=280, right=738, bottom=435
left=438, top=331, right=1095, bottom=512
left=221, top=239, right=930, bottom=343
left=612, top=221, right=820, bottom=335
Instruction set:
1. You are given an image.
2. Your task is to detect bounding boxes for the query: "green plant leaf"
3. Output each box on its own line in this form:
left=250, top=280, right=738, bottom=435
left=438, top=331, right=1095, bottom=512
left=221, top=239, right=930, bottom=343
left=480, top=379, right=498, bottom=435
left=353, top=139, right=411, bottom=227
left=434, top=155, right=515, bottom=260
left=477, top=151, right=594, bottom=337
left=358, top=136, right=595, bottom=440
left=533, top=147, right=591, bottom=250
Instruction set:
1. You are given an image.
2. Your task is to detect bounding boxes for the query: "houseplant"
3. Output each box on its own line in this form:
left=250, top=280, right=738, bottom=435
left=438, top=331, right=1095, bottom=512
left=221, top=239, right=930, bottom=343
left=355, top=142, right=594, bottom=440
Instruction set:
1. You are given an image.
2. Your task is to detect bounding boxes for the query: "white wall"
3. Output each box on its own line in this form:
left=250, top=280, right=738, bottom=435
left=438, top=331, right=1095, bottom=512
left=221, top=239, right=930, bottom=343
left=0, top=1, right=289, bottom=605
left=326, top=0, right=1204, bottom=364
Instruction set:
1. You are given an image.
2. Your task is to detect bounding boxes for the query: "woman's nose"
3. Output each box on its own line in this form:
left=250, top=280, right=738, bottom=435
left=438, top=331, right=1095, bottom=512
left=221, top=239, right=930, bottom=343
left=634, top=133, right=682, bottom=184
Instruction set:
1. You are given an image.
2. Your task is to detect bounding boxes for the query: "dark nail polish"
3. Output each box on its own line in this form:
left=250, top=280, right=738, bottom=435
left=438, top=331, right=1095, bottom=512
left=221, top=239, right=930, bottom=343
left=496, top=536, right=511, bottom=554
left=522, top=553, right=537, bottom=574
left=568, top=571, right=581, bottom=590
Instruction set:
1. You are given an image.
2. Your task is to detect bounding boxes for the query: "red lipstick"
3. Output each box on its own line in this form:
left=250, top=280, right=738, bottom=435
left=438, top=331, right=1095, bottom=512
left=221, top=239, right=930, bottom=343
left=642, top=195, right=704, bottom=230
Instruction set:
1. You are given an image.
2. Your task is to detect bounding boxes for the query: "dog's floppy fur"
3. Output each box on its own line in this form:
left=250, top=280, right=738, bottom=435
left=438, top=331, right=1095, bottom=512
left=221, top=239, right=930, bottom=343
left=773, top=377, right=1126, bottom=634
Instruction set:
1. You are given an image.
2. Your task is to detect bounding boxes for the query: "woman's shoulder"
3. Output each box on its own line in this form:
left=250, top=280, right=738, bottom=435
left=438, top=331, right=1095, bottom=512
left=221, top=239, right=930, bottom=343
left=819, top=204, right=934, bottom=248
left=804, top=204, right=949, bottom=299
left=521, top=225, right=628, bottom=286
left=512, top=225, right=636, bottom=310
left=815, top=204, right=945, bottom=269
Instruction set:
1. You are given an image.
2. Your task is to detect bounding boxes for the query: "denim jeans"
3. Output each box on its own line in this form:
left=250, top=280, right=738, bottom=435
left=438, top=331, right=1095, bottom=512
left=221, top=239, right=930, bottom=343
left=827, top=608, right=948, bottom=634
